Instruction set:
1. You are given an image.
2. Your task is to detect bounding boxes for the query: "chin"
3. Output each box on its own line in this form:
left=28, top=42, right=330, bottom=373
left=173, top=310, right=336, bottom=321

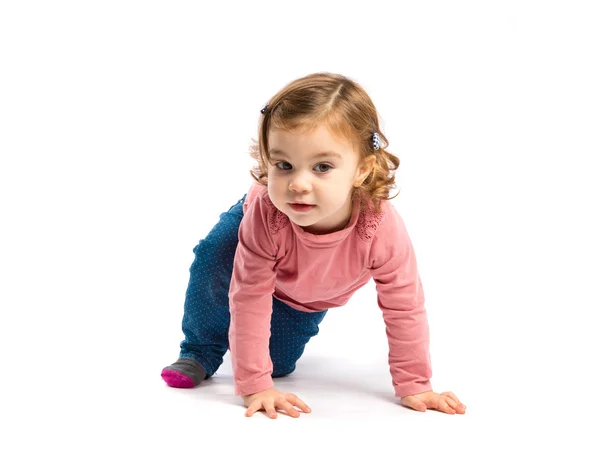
left=289, top=215, right=317, bottom=225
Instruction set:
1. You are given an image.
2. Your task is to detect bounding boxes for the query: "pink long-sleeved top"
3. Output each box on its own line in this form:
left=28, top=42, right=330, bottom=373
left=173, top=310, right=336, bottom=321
left=228, top=182, right=432, bottom=398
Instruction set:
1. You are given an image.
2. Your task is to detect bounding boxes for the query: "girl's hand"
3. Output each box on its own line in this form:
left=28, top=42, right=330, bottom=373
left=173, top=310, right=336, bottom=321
left=401, top=390, right=467, bottom=415
left=242, top=387, right=311, bottom=419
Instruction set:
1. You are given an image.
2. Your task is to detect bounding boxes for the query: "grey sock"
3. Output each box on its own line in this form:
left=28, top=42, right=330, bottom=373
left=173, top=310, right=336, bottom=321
left=163, top=357, right=207, bottom=385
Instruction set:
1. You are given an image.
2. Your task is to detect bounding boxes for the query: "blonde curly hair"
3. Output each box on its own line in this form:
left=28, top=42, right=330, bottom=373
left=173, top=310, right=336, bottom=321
left=249, top=72, right=401, bottom=214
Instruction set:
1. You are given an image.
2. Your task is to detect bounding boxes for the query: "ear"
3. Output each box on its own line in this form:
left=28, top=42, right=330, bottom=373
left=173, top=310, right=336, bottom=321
left=354, top=154, right=376, bottom=187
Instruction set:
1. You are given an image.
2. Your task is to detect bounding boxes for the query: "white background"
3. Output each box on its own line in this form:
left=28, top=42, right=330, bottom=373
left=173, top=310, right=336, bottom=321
left=1, top=1, right=599, bottom=473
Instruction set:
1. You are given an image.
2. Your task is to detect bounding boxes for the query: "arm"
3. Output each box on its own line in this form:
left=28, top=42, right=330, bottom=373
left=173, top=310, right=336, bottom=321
left=228, top=196, right=278, bottom=397
left=369, top=209, right=432, bottom=398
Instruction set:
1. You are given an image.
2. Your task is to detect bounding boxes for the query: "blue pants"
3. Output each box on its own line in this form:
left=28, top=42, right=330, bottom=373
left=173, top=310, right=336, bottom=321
left=179, top=194, right=328, bottom=379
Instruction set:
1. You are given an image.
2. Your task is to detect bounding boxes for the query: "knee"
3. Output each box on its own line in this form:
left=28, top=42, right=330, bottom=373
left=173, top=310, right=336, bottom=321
left=272, top=365, right=296, bottom=378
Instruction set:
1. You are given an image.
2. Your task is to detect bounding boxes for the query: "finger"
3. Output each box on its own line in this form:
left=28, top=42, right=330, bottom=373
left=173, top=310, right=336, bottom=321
left=444, top=396, right=466, bottom=413
left=286, top=393, right=311, bottom=413
left=441, top=392, right=466, bottom=411
left=278, top=400, right=300, bottom=418
left=437, top=397, right=456, bottom=414
left=441, top=391, right=460, bottom=404
left=245, top=400, right=261, bottom=417
left=264, top=401, right=278, bottom=419
left=441, top=396, right=462, bottom=413
left=275, top=397, right=299, bottom=417
left=402, top=396, right=427, bottom=412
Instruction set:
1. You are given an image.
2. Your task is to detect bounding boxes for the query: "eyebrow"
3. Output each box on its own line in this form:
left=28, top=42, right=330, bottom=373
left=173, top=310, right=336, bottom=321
left=269, top=148, right=342, bottom=160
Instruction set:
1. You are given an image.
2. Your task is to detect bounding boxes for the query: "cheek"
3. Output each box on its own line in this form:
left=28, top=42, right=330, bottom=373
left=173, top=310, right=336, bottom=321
left=269, top=175, right=285, bottom=188
left=267, top=179, right=282, bottom=199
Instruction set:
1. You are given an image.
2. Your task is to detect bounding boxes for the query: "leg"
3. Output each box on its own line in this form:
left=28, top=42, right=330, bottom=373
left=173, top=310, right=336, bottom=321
left=162, top=195, right=246, bottom=387
left=269, top=296, right=328, bottom=378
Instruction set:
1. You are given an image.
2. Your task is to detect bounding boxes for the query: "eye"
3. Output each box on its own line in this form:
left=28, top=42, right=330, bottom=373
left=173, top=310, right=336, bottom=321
left=273, top=162, right=332, bottom=173
left=314, top=163, right=332, bottom=173
left=275, top=162, right=292, bottom=170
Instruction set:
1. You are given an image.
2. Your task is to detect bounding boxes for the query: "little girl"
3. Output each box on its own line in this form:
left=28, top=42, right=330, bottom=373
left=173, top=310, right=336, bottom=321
left=161, top=72, right=466, bottom=418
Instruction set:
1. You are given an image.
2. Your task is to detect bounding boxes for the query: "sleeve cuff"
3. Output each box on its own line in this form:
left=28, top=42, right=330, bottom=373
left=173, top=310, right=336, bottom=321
left=394, top=380, right=433, bottom=399
left=235, top=378, right=274, bottom=397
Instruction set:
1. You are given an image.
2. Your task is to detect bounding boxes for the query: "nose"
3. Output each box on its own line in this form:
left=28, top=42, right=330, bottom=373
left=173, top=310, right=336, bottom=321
left=288, top=172, right=312, bottom=193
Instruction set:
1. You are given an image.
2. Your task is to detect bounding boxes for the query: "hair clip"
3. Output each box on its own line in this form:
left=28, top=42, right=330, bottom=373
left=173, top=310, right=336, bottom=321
left=372, top=132, right=380, bottom=151
left=260, top=103, right=269, bottom=115
left=371, top=119, right=380, bottom=150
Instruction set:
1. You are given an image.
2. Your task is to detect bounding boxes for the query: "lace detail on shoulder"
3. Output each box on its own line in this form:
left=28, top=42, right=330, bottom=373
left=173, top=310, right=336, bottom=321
left=356, top=195, right=386, bottom=242
left=263, top=193, right=290, bottom=235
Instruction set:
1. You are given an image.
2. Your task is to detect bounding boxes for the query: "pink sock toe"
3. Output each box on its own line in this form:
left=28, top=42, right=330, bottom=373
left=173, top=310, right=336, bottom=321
left=161, top=369, right=195, bottom=388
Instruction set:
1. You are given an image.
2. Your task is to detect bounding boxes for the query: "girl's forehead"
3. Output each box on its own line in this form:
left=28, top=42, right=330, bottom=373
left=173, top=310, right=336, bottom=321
left=269, top=124, right=355, bottom=148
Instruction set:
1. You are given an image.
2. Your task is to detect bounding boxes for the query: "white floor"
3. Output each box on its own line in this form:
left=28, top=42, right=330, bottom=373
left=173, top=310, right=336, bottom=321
left=4, top=281, right=596, bottom=474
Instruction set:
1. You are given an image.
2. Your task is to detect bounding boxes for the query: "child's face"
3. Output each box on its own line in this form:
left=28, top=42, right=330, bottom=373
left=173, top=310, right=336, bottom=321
left=266, top=124, right=370, bottom=235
